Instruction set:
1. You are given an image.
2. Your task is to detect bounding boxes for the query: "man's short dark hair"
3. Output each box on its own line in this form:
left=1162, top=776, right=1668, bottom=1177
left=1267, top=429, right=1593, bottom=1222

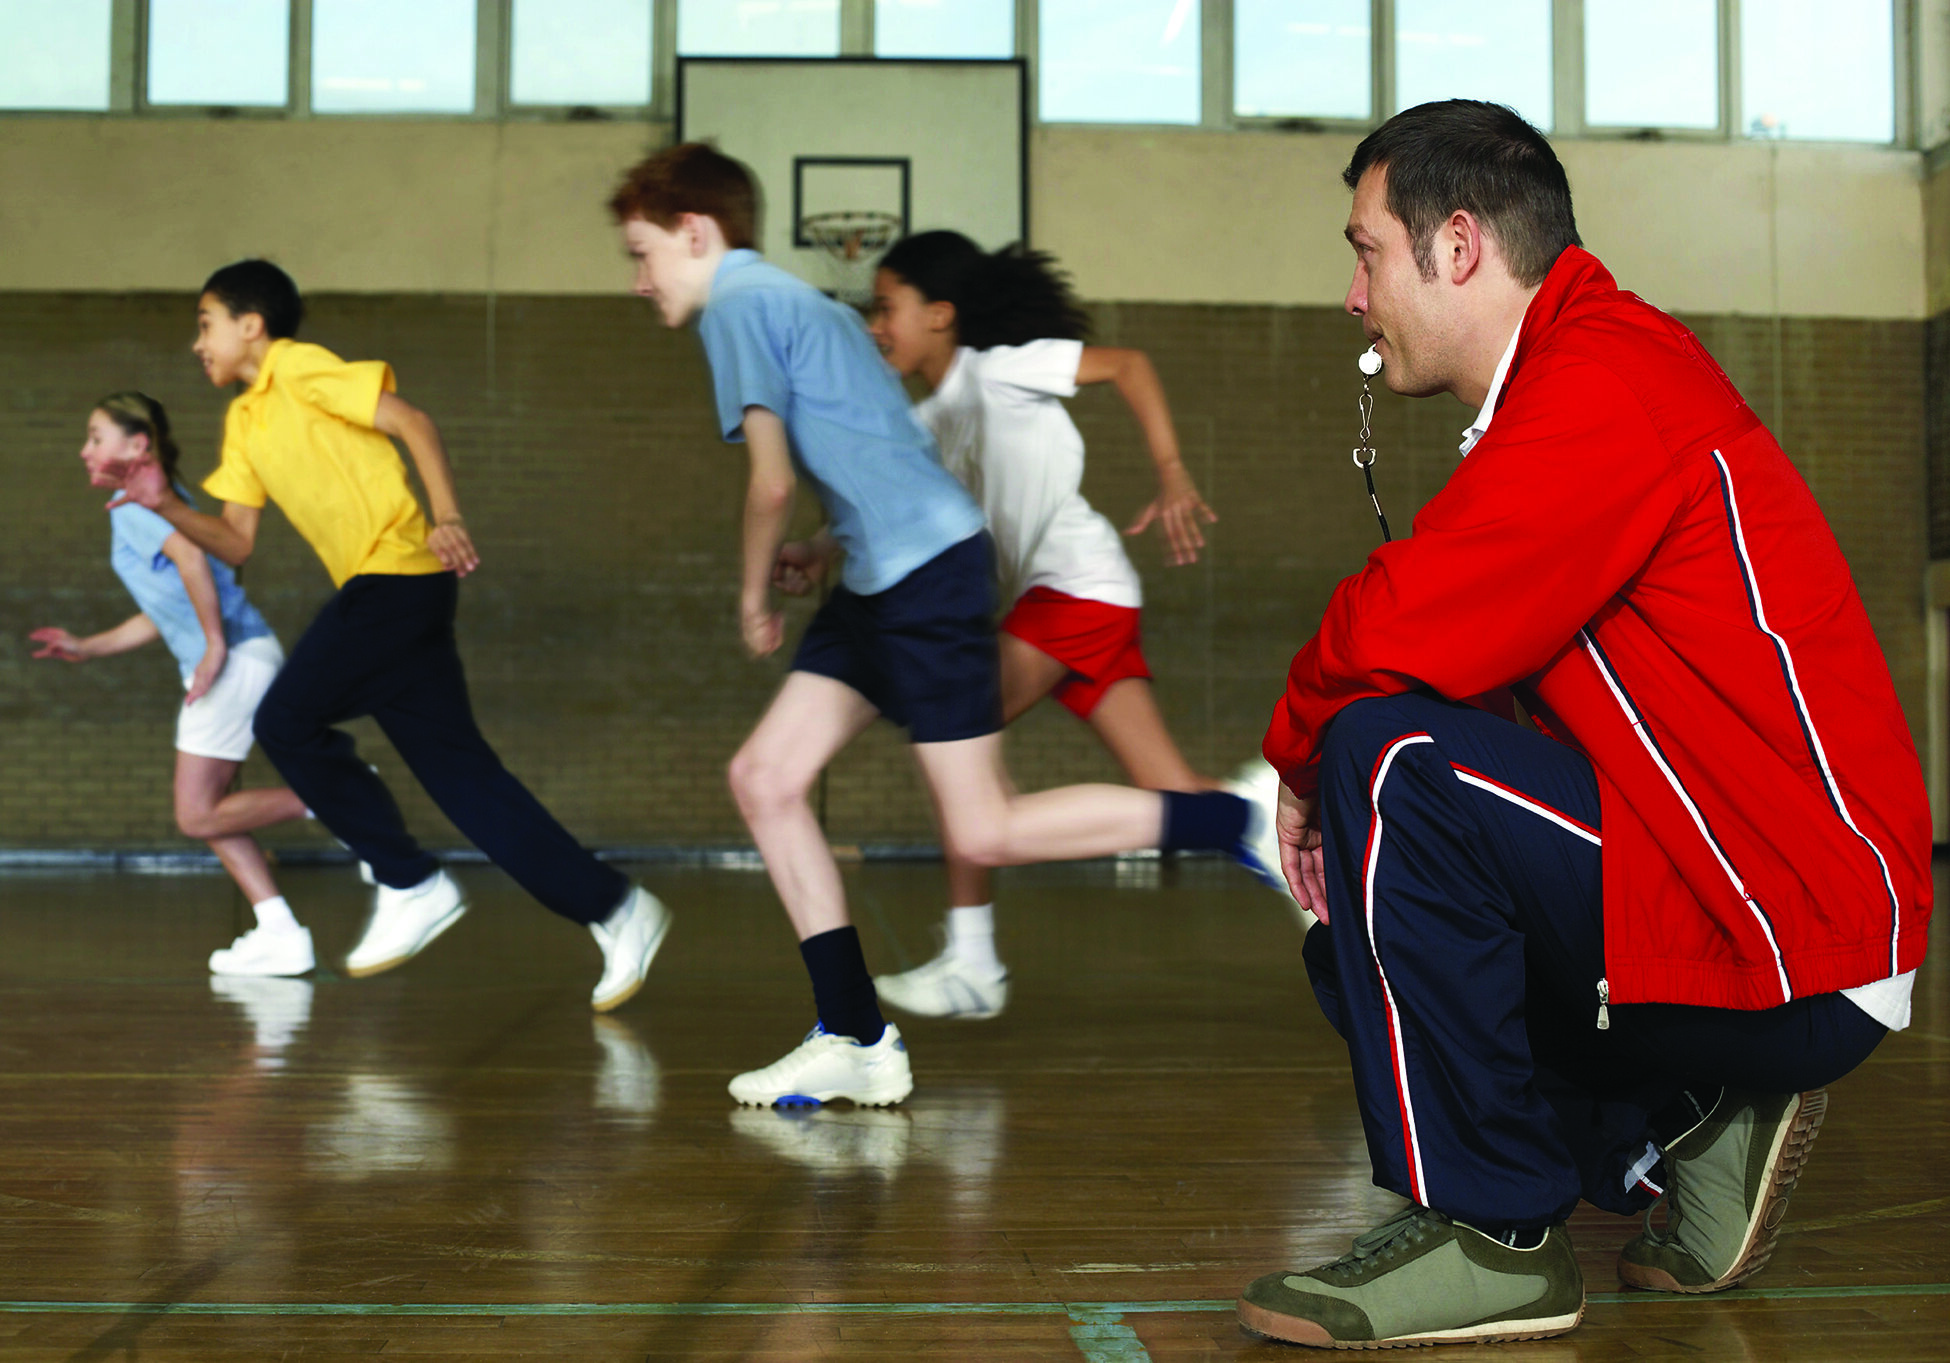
left=201, top=259, right=304, bottom=339
left=1343, top=100, right=1580, bottom=288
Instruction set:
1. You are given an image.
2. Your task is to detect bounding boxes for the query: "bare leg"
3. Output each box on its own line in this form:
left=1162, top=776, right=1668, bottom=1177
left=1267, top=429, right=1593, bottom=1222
left=175, top=753, right=287, bottom=906
left=1086, top=677, right=1221, bottom=791
left=912, top=733, right=1165, bottom=870
left=728, top=672, right=881, bottom=941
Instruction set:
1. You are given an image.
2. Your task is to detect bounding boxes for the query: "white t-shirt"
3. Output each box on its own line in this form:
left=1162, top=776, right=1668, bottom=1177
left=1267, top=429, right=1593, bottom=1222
left=914, top=340, right=1143, bottom=609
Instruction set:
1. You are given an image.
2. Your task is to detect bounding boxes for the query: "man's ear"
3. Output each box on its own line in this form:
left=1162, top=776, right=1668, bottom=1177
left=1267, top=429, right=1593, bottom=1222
left=1444, top=209, right=1487, bottom=285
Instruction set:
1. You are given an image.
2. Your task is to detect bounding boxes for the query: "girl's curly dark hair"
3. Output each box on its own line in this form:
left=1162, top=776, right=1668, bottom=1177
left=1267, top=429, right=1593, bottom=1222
left=879, top=230, right=1091, bottom=349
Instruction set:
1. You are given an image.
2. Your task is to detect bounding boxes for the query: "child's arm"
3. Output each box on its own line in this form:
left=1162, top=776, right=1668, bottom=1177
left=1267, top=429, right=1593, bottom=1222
left=30, top=613, right=161, bottom=662
left=104, top=461, right=262, bottom=568
left=374, top=392, right=481, bottom=578
left=159, top=532, right=228, bottom=705
left=1075, top=347, right=1217, bottom=567
left=740, top=407, right=797, bottom=658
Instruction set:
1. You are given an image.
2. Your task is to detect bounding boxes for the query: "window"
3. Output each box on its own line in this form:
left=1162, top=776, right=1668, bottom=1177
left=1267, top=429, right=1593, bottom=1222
left=510, top=0, right=652, bottom=106
left=876, top=0, right=1014, bottom=59
left=1741, top=0, right=1894, bottom=143
left=0, top=0, right=113, bottom=110
left=1394, top=0, right=1553, bottom=132
left=678, top=0, right=842, bottom=57
left=1039, top=0, right=1200, bottom=125
left=1585, top=0, right=1718, bottom=130
left=1234, top=0, right=1370, bottom=121
left=148, top=0, right=290, bottom=108
left=312, top=0, right=477, bottom=114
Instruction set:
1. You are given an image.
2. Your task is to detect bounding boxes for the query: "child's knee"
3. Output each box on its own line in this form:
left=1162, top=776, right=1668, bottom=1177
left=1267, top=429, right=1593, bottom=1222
left=174, top=800, right=217, bottom=841
left=727, top=745, right=812, bottom=820
left=940, top=820, right=1010, bottom=869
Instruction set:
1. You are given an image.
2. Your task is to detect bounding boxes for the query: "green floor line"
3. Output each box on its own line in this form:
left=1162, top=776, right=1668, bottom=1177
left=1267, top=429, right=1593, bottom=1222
left=0, top=1284, right=1944, bottom=1318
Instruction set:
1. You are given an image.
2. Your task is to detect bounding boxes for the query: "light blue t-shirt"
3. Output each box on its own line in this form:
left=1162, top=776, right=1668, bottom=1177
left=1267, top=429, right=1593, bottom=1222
left=696, top=250, right=986, bottom=596
left=110, top=491, right=272, bottom=676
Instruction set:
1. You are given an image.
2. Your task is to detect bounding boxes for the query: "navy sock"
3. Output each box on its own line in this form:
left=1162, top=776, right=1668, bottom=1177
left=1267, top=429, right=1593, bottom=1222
left=798, top=926, right=886, bottom=1045
left=1158, top=790, right=1251, bottom=854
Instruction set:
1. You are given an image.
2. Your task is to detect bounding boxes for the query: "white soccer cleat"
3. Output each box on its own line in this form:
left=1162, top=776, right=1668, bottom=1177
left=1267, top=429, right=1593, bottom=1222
left=344, top=869, right=468, bottom=978
left=208, top=921, right=316, bottom=977
left=728, top=1023, right=914, bottom=1108
left=588, top=885, right=672, bottom=1013
left=1228, top=758, right=1318, bottom=931
left=874, top=949, right=1009, bottom=1019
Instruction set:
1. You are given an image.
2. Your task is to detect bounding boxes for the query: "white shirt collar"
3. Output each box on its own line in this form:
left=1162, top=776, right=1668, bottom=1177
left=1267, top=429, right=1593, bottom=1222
left=1459, top=321, right=1524, bottom=456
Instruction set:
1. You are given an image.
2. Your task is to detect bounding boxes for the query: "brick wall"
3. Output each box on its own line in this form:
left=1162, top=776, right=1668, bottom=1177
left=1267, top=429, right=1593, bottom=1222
left=0, top=291, right=1927, bottom=849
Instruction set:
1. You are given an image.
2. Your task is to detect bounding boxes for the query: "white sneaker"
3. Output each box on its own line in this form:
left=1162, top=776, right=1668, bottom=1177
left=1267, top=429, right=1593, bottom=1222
left=345, top=869, right=467, bottom=978
left=728, top=1023, right=913, bottom=1107
left=209, top=921, right=316, bottom=977
left=589, top=885, right=672, bottom=1012
left=1227, top=759, right=1319, bottom=931
left=875, top=948, right=1009, bottom=1019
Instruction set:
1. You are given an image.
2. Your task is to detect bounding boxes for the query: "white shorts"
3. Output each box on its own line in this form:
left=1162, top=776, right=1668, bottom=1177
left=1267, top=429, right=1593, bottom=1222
left=176, top=634, right=284, bottom=762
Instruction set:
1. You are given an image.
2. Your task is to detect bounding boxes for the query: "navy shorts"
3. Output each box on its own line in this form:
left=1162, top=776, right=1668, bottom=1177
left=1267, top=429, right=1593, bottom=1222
left=791, top=533, right=1002, bottom=743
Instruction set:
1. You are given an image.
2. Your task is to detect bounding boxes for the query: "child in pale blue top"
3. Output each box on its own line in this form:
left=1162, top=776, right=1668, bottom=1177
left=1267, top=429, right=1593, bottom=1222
left=112, top=490, right=271, bottom=678
left=698, top=248, right=985, bottom=596
left=32, top=394, right=316, bottom=979
left=612, top=144, right=1271, bottom=1109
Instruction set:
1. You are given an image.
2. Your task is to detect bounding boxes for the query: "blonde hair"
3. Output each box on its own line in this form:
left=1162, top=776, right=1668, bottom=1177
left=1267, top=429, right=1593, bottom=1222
left=95, top=391, right=182, bottom=486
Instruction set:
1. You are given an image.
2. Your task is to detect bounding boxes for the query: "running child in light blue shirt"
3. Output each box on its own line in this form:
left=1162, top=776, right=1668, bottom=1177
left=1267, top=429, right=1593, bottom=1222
left=609, top=144, right=1274, bottom=1108
left=31, top=393, right=316, bottom=978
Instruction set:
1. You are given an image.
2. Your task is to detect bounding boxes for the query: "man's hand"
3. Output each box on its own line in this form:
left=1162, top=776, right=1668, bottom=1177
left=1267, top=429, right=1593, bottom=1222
left=1125, top=465, right=1217, bottom=567
left=28, top=627, right=89, bottom=662
left=742, top=598, right=783, bottom=658
left=772, top=539, right=832, bottom=597
left=428, top=517, right=481, bottom=577
left=185, top=640, right=226, bottom=706
left=1277, top=781, right=1329, bottom=924
left=101, top=455, right=170, bottom=511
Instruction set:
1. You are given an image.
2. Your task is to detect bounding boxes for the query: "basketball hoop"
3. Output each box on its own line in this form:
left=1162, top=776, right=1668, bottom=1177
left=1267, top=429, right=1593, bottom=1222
left=800, top=210, right=903, bottom=310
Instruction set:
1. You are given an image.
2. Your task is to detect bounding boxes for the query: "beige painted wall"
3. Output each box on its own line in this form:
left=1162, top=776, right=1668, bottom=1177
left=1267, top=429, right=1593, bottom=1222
left=0, top=117, right=1928, bottom=317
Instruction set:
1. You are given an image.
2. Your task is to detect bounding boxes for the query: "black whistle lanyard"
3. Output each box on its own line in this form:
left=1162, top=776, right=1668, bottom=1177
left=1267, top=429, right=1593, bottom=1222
left=1353, top=379, right=1392, bottom=543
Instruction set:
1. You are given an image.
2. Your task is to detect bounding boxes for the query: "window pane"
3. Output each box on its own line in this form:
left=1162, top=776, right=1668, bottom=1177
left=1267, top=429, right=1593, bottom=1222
left=876, top=0, right=1013, bottom=58
left=1394, top=0, right=1552, bottom=132
left=148, top=0, right=290, bottom=107
left=511, top=0, right=651, bottom=105
left=313, top=0, right=476, bottom=113
left=1741, top=0, right=1893, bottom=143
left=678, top=0, right=841, bottom=57
left=1039, top=0, right=1200, bottom=125
left=1234, top=0, right=1370, bottom=121
left=0, top=0, right=112, bottom=110
left=1585, top=0, right=1717, bottom=129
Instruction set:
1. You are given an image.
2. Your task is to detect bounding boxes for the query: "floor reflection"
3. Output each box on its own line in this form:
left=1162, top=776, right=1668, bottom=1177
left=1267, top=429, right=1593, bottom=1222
left=208, top=975, right=314, bottom=1071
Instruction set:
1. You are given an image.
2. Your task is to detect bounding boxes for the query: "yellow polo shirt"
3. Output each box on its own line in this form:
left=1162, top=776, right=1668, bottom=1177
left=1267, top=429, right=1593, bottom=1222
left=203, top=339, right=446, bottom=588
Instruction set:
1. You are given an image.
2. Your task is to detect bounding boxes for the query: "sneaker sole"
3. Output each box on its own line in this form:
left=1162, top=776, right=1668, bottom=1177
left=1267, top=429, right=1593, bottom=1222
left=209, top=958, right=316, bottom=978
left=730, top=1076, right=915, bottom=1109
left=591, top=909, right=672, bottom=1014
left=344, top=903, right=469, bottom=979
left=1617, top=1087, right=1828, bottom=1294
left=1237, top=1300, right=1585, bottom=1349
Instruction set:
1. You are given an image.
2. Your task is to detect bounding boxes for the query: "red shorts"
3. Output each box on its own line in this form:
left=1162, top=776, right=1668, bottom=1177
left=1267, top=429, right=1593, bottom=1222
left=1000, top=587, right=1151, bottom=719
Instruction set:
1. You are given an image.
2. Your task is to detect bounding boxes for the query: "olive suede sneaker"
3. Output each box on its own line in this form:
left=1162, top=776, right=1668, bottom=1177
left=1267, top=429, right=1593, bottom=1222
left=1618, top=1087, right=1827, bottom=1293
left=1237, top=1205, right=1584, bottom=1349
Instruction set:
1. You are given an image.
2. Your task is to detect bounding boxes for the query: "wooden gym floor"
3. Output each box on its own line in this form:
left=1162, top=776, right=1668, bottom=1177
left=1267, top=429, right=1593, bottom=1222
left=0, top=856, right=1943, bottom=1360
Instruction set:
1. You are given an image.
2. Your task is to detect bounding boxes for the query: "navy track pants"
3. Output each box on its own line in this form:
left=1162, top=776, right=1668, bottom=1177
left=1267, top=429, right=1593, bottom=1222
left=1306, top=692, right=1885, bottom=1232
left=252, top=572, right=628, bottom=925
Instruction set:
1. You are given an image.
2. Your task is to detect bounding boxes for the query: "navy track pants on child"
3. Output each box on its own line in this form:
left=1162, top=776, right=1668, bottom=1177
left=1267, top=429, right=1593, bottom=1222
left=252, top=571, right=629, bottom=925
left=1304, top=692, right=1885, bottom=1233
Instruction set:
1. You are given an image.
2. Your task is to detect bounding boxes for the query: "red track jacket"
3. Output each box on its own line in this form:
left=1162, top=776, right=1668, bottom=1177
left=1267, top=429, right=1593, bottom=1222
left=1264, top=247, right=1931, bottom=1010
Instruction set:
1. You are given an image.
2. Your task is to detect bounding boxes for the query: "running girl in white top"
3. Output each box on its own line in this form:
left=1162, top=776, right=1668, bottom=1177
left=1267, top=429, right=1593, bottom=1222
left=847, top=231, right=1285, bottom=1019
left=31, top=392, right=316, bottom=977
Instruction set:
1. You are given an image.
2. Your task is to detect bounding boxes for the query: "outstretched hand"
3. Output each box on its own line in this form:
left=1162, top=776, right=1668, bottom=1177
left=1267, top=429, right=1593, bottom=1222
left=1125, top=467, right=1217, bottom=566
left=100, top=455, right=169, bottom=511
left=1276, top=781, right=1328, bottom=924
left=29, top=627, right=87, bottom=662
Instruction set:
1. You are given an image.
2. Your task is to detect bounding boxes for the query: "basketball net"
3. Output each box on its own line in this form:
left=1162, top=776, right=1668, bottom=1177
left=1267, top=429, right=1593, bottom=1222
left=801, top=211, right=902, bottom=311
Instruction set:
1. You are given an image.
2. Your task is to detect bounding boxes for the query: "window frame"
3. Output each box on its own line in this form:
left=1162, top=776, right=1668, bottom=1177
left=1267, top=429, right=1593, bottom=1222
left=0, top=0, right=1916, bottom=151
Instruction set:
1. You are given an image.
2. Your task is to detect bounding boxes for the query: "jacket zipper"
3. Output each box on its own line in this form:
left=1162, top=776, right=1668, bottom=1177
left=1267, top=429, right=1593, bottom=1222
left=1596, top=978, right=1610, bottom=1030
